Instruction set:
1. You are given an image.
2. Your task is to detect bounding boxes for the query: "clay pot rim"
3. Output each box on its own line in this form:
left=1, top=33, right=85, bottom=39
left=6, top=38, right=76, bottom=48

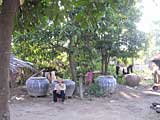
left=98, top=75, right=114, bottom=78
left=29, top=77, right=47, bottom=80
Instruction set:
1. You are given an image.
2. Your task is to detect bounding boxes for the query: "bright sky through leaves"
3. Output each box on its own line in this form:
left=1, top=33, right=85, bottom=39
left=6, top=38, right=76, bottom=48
left=137, top=0, right=160, bottom=33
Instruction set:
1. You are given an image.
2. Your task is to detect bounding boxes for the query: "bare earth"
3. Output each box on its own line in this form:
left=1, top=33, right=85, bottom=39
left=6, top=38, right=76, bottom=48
left=10, top=85, right=160, bottom=120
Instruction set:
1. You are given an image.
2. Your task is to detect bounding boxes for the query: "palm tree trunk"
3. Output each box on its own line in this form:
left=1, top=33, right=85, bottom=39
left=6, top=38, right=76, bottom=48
left=0, top=0, right=19, bottom=120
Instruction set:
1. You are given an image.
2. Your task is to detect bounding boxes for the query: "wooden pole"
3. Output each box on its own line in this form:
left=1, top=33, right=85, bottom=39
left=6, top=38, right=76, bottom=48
left=79, top=74, right=83, bottom=99
left=30, top=68, right=45, bottom=77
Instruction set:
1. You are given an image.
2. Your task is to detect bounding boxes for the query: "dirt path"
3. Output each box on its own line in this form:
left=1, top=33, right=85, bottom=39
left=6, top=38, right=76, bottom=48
left=10, top=85, right=160, bottom=120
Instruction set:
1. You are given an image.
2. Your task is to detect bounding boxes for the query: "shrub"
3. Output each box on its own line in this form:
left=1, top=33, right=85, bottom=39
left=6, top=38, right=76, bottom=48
left=116, top=75, right=126, bottom=84
left=88, top=82, right=105, bottom=97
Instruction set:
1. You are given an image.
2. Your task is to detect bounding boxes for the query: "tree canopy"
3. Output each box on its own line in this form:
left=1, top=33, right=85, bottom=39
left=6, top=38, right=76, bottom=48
left=0, top=0, right=148, bottom=120
left=12, top=0, right=147, bottom=77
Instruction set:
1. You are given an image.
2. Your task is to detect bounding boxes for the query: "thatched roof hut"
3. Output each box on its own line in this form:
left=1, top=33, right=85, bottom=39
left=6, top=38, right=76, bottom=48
left=10, top=54, right=36, bottom=73
left=9, top=54, right=37, bottom=87
left=151, top=53, right=160, bottom=68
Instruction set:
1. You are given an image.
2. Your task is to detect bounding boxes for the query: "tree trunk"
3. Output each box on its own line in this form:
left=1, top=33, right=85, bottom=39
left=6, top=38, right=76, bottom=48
left=101, top=50, right=105, bottom=75
left=104, top=53, right=110, bottom=75
left=104, top=56, right=108, bottom=75
left=0, top=0, right=19, bottom=120
left=68, top=53, right=77, bottom=81
left=131, top=56, right=134, bottom=65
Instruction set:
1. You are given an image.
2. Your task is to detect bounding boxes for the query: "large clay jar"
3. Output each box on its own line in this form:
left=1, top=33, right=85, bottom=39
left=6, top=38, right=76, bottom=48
left=125, top=74, right=141, bottom=87
left=26, top=77, right=49, bottom=97
left=96, top=75, right=117, bottom=94
left=51, top=79, right=75, bottom=97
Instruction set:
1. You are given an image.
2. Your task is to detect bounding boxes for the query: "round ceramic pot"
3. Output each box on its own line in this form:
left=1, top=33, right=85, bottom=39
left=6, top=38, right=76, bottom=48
left=96, top=75, right=117, bottom=94
left=26, top=77, right=49, bottom=97
left=125, top=74, right=141, bottom=87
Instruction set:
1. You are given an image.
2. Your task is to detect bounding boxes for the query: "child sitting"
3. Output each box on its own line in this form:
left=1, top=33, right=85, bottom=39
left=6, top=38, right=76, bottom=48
left=53, top=79, right=66, bottom=103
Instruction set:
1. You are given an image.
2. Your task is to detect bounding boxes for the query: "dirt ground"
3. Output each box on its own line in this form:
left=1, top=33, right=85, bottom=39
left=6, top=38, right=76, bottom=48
left=10, top=84, right=160, bottom=120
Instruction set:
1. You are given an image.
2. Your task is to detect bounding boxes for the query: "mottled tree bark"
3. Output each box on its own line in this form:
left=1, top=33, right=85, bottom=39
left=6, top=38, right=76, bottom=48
left=68, top=39, right=77, bottom=82
left=101, top=49, right=105, bottom=75
left=104, top=53, right=110, bottom=75
left=69, top=53, right=77, bottom=82
left=0, top=0, right=19, bottom=120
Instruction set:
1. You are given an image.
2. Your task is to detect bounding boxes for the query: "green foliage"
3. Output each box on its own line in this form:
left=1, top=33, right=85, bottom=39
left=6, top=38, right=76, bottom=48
left=12, top=0, right=147, bottom=80
left=0, top=0, right=2, bottom=5
left=107, top=64, right=116, bottom=75
left=117, top=75, right=126, bottom=84
left=0, top=0, right=2, bottom=12
left=107, top=64, right=126, bottom=84
left=88, top=82, right=104, bottom=97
